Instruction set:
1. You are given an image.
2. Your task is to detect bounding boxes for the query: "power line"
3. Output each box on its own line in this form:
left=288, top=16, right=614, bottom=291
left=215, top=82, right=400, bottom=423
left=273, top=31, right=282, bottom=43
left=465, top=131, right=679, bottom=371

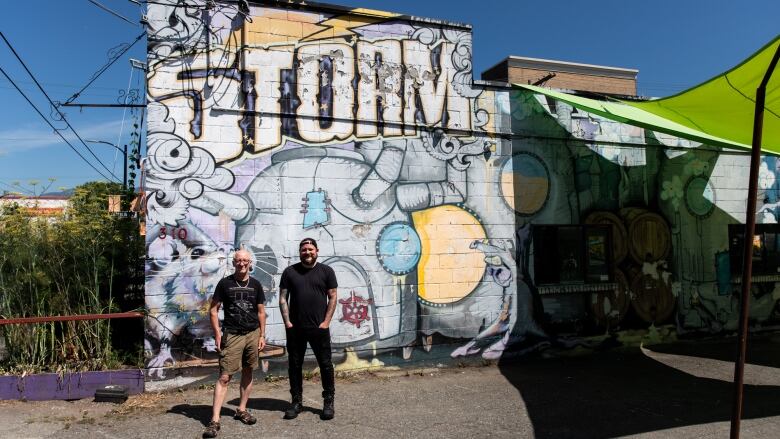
left=0, top=137, right=60, bottom=141
left=58, top=103, right=146, bottom=108
left=62, top=32, right=145, bottom=106
left=141, top=0, right=205, bottom=7
left=0, top=31, right=121, bottom=182
left=0, top=77, right=130, bottom=92
left=0, top=180, right=34, bottom=195
left=0, top=66, right=117, bottom=183
left=88, top=0, right=140, bottom=27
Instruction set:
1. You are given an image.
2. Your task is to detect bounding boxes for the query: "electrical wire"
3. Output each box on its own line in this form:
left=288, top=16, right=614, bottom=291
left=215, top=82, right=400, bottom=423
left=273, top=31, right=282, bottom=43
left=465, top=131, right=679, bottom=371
left=0, top=180, right=34, bottom=195
left=0, top=31, right=122, bottom=182
left=0, top=66, right=117, bottom=183
left=62, top=32, right=145, bottom=106
left=141, top=0, right=211, bottom=7
left=87, top=0, right=140, bottom=27
left=0, top=77, right=126, bottom=92
left=112, top=67, right=136, bottom=174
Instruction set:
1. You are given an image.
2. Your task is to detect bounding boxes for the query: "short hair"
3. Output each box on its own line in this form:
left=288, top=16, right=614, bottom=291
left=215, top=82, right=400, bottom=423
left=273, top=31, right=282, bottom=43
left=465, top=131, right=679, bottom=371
left=233, top=249, right=251, bottom=261
left=299, top=237, right=318, bottom=249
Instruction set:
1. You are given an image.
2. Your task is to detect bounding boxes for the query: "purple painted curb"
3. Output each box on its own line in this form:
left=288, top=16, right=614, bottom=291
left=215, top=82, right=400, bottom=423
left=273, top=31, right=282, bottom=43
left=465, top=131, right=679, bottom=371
left=0, top=369, right=144, bottom=401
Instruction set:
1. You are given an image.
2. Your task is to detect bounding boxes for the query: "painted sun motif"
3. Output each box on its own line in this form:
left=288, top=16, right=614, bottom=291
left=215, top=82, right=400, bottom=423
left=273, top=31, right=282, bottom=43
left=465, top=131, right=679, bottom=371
left=412, top=205, right=487, bottom=304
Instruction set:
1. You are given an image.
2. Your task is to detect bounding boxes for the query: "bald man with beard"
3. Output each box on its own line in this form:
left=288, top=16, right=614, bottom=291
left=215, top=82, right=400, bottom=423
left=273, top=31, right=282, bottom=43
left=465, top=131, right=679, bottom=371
left=279, top=237, right=338, bottom=421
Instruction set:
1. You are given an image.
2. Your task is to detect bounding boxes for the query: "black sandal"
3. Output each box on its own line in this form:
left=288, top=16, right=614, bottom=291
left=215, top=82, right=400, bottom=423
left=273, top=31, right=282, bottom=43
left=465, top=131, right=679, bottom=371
left=203, top=420, right=220, bottom=438
left=234, top=409, right=257, bottom=425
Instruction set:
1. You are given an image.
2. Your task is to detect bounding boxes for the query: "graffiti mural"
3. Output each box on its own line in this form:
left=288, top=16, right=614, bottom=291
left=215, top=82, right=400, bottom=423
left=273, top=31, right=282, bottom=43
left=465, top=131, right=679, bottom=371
left=144, top=0, right=519, bottom=377
left=144, top=1, right=780, bottom=380
left=511, top=80, right=780, bottom=340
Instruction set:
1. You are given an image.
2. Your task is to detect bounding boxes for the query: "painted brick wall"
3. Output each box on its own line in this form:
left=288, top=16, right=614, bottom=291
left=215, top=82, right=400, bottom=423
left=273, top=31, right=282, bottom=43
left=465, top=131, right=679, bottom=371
left=142, top=1, right=780, bottom=383
left=143, top=0, right=514, bottom=379
left=510, top=90, right=780, bottom=335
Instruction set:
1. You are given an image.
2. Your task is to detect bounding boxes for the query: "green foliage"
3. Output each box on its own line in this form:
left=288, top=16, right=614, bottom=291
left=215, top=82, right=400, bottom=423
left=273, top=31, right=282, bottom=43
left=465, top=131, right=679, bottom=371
left=0, top=181, right=144, bottom=374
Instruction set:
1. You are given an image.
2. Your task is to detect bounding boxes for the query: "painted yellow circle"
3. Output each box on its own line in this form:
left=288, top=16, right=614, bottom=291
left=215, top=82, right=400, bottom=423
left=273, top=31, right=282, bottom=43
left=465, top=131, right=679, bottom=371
left=412, top=206, right=487, bottom=304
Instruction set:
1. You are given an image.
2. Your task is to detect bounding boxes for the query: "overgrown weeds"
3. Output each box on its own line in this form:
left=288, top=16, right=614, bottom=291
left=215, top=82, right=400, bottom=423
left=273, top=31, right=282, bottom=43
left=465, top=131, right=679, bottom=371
left=0, top=182, right=144, bottom=375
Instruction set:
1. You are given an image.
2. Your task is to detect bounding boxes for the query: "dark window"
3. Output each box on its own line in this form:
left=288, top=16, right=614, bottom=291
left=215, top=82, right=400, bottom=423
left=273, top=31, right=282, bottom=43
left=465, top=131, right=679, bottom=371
left=729, top=223, right=780, bottom=276
left=533, top=224, right=614, bottom=285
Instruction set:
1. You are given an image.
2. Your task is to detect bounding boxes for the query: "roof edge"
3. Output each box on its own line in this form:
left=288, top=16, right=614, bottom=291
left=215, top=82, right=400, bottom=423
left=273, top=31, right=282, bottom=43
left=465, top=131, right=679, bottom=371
left=250, top=0, right=473, bottom=30
left=506, top=56, right=638, bottom=79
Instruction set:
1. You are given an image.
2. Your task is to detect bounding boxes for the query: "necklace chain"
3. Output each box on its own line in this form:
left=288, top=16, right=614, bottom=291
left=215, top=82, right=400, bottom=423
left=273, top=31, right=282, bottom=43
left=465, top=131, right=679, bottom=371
left=235, top=277, right=250, bottom=288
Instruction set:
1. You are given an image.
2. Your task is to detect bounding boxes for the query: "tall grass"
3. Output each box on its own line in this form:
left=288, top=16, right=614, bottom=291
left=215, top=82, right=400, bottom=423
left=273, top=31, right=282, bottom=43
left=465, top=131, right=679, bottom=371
left=0, top=182, right=142, bottom=374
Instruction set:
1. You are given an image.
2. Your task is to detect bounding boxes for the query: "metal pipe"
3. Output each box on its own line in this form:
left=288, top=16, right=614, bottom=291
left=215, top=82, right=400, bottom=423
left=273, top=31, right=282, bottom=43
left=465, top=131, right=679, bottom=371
left=730, top=42, right=780, bottom=439
left=123, top=143, right=128, bottom=192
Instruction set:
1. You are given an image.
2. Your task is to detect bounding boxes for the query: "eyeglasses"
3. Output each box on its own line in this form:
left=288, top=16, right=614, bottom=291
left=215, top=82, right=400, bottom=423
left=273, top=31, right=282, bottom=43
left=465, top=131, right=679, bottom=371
left=234, top=259, right=251, bottom=264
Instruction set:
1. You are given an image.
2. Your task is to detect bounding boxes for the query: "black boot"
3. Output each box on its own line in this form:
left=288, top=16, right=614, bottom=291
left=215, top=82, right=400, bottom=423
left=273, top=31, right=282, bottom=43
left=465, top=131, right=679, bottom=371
left=321, top=396, right=334, bottom=420
left=284, top=396, right=303, bottom=420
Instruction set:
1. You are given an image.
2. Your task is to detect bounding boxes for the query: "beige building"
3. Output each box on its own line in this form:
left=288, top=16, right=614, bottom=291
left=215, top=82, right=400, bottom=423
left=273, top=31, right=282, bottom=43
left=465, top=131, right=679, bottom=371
left=0, top=194, right=70, bottom=216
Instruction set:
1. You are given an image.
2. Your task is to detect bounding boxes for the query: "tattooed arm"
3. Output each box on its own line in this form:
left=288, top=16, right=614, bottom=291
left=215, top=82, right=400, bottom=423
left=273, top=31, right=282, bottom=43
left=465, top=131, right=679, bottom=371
left=279, top=288, right=292, bottom=328
left=319, top=288, right=338, bottom=329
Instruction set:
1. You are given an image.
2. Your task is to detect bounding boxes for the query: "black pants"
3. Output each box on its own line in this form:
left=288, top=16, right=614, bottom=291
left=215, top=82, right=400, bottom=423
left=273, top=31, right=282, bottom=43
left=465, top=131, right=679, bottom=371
left=286, top=326, right=335, bottom=399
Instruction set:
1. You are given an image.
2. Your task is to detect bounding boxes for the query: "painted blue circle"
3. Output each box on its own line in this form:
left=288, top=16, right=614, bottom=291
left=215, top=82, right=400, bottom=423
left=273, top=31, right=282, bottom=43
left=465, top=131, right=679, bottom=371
left=377, top=223, right=422, bottom=275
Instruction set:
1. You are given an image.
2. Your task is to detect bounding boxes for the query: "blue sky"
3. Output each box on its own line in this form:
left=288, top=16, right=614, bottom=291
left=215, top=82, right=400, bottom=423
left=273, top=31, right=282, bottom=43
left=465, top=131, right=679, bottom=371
left=1, top=0, right=778, bottom=193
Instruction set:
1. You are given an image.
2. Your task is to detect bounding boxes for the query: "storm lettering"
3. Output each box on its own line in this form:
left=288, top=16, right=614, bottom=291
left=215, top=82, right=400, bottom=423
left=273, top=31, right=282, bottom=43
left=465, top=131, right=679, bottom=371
left=148, top=38, right=474, bottom=163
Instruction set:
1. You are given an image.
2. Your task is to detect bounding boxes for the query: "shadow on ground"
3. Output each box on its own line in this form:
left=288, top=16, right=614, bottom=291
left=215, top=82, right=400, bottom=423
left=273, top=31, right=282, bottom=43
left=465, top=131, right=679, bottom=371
left=167, top=405, right=231, bottom=426
left=167, top=397, right=294, bottom=425
left=498, top=338, right=780, bottom=438
left=237, top=397, right=296, bottom=415
left=650, top=335, right=780, bottom=368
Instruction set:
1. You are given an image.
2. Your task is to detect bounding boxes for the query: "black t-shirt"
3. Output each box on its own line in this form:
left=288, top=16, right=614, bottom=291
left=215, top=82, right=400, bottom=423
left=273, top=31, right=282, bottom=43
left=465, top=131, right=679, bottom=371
left=280, top=262, right=338, bottom=328
left=212, top=274, right=265, bottom=333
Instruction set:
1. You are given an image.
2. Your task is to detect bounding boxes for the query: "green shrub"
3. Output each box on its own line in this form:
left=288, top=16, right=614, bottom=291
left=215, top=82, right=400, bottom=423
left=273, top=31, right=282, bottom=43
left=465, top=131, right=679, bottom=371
left=0, top=182, right=143, bottom=374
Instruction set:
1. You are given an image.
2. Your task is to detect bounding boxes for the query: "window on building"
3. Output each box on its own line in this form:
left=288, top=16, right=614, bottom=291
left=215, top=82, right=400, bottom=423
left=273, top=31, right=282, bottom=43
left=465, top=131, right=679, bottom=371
left=729, top=223, right=780, bottom=276
left=533, top=224, right=614, bottom=285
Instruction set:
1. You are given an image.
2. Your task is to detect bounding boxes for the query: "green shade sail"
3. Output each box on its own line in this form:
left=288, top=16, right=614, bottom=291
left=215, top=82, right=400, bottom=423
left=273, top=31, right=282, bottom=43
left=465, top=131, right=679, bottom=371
left=514, top=35, right=780, bottom=155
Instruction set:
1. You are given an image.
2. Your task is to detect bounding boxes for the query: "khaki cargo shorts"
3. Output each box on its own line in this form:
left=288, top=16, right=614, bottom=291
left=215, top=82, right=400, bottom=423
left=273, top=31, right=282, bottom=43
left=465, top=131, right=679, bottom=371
left=219, top=328, right=260, bottom=376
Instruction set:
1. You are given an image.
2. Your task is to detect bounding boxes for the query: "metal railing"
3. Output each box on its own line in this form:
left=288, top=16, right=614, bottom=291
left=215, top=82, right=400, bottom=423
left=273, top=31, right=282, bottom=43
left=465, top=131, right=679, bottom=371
left=0, top=312, right=143, bottom=326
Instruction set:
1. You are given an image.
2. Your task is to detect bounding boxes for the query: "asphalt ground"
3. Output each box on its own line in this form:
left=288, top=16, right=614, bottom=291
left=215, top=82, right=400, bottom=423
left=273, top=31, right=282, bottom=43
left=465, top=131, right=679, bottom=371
left=1, top=334, right=779, bottom=439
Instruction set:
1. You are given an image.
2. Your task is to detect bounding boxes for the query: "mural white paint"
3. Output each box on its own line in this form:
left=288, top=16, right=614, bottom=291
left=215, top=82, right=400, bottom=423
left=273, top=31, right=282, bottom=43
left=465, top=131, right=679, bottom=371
left=144, top=1, right=780, bottom=379
left=143, top=0, right=524, bottom=378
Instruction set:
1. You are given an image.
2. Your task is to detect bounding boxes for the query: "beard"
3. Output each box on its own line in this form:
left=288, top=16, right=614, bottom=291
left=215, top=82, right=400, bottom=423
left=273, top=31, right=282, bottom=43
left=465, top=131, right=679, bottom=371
left=302, top=254, right=317, bottom=265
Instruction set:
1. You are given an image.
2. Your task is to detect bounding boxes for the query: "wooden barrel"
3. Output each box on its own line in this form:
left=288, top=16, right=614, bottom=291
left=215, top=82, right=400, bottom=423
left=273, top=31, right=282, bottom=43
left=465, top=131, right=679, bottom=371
left=619, top=207, right=646, bottom=223
left=590, top=269, right=630, bottom=328
left=621, top=208, right=671, bottom=263
left=629, top=268, right=675, bottom=324
left=584, top=211, right=628, bottom=264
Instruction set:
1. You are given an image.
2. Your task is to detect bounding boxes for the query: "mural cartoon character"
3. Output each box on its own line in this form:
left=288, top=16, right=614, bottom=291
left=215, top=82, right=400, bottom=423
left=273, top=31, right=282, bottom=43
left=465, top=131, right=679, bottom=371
left=143, top=0, right=537, bottom=377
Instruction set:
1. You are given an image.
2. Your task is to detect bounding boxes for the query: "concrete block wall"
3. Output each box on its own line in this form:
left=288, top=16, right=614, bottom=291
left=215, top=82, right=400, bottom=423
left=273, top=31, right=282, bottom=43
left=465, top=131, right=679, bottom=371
left=143, top=0, right=515, bottom=379
left=142, top=1, right=780, bottom=384
left=510, top=89, right=780, bottom=334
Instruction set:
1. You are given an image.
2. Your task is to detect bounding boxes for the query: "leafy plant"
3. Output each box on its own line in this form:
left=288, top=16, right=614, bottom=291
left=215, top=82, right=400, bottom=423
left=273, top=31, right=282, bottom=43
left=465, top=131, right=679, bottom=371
left=0, top=181, right=144, bottom=374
